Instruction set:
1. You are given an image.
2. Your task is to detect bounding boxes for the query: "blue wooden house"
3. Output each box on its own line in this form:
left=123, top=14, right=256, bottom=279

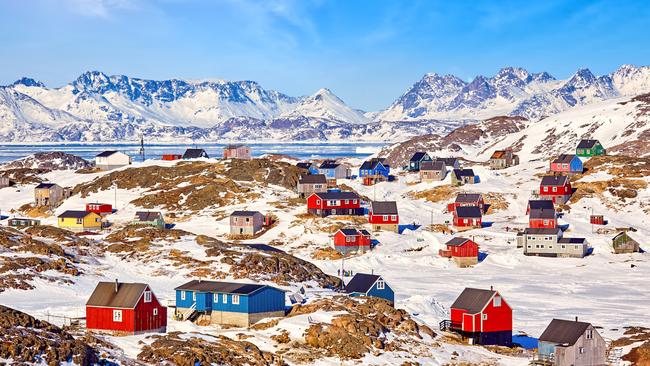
left=174, top=280, right=286, bottom=327
left=297, top=162, right=320, bottom=175
left=359, top=158, right=390, bottom=179
left=408, top=152, right=432, bottom=171
left=318, top=160, right=349, bottom=179
left=344, top=273, right=394, bottom=305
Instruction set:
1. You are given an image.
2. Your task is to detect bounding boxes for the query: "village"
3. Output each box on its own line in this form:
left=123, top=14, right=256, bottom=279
left=0, top=137, right=646, bottom=366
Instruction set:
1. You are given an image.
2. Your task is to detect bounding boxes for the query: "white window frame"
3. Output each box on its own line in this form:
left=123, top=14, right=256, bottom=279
left=223, top=293, right=228, bottom=303
left=144, top=291, right=152, bottom=303
left=482, top=313, right=488, bottom=320
left=316, top=199, right=321, bottom=205
left=232, top=295, right=240, bottom=305
left=192, top=292, right=196, bottom=301
left=181, top=291, right=186, bottom=300
left=383, top=215, right=388, bottom=221
left=552, top=186, right=557, bottom=192
left=586, top=329, right=593, bottom=339
left=153, top=308, right=158, bottom=316
left=493, top=296, right=501, bottom=307
left=214, top=293, right=219, bottom=302
left=113, top=309, right=122, bottom=322
left=544, top=186, right=548, bottom=192
left=376, top=280, right=385, bottom=290
left=390, top=215, right=397, bottom=221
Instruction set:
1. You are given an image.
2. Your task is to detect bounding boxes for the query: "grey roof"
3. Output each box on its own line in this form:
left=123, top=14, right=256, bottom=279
left=344, top=273, right=382, bottom=294
left=523, top=227, right=561, bottom=235
left=96, top=150, right=118, bottom=157
left=182, top=148, right=208, bottom=159
left=528, top=200, right=554, bottom=211
left=445, top=237, right=473, bottom=247
left=455, top=193, right=482, bottom=203
left=225, top=144, right=246, bottom=149
left=371, top=201, right=398, bottom=215
left=231, top=210, right=262, bottom=217
left=450, top=288, right=496, bottom=314
left=86, top=282, right=149, bottom=309
left=58, top=210, right=92, bottom=219
left=339, top=228, right=362, bottom=236
left=296, top=162, right=313, bottom=169
left=530, top=208, right=556, bottom=220
left=35, top=182, right=58, bottom=189
left=420, top=161, right=445, bottom=171
left=539, top=318, right=592, bottom=345
left=312, top=191, right=359, bottom=200
left=558, top=237, right=586, bottom=244
left=359, top=229, right=371, bottom=236
left=410, top=152, right=430, bottom=162
left=553, top=154, right=577, bottom=164
left=453, top=168, right=475, bottom=179
left=435, top=157, right=459, bottom=166
left=320, top=160, right=340, bottom=169
left=577, top=139, right=600, bottom=149
left=174, top=280, right=277, bottom=295
left=455, top=206, right=482, bottom=218
left=541, top=175, right=568, bottom=187
left=299, top=174, right=327, bottom=184
left=134, top=211, right=163, bottom=222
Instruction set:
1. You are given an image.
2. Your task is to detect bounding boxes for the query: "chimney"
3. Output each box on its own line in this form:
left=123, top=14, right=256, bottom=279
left=114, top=279, right=118, bottom=293
left=575, top=316, right=578, bottom=322
left=490, top=285, right=493, bottom=291
left=371, top=269, right=374, bottom=275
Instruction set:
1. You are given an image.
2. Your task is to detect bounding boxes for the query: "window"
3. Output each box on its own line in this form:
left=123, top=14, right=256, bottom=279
left=316, top=200, right=321, bottom=205
left=113, top=310, right=122, bottom=322
left=144, top=291, right=152, bottom=303
left=353, top=200, right=357, bottom=204
left=586, top=329, right=593, bottom=339
left=549, top=245, right=553, bottom=249
left=192, top=292, right=196, bottom=301
left=232, top=295, right=240, bottom=304
left=344, top=200, right=349, bottom=204
left=552, top=187, right=557, bottom=192
left=153, top=308, right=158, bottom=316
left=540, top=245, right=545, bottom=249
left=377, top=280, right=385, bottom=290
left=223, top=294, right=228, bottom=303
left=579, top=347, right=585, bottom=354
left=482, top=314, right=488, bottom=320
left=543, top=220, right=549, bottom=225
left=464, top=219, right=468, bottom=224
left=383, top=215, right=388, bottom=221
left=544, top=187, right=549, bottom=192
left=561, top=245, right=566, bottom=249
left=76, top=218, right=83, bottom=224
left=214, top=293, right=219, bottom=302
left=527, top=245, right=532, bottom=249
left=181, top=291, right=186, bottom=300
left=245, top=218, right=250, bottom=222
left=493, top=296, right=502, bottom=307
left=391, top=215, right=397, bottom=221
left=575, top=245, right=580, bottom=250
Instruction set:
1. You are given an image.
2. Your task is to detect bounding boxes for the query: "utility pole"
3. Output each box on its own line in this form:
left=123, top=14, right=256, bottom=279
left=139, top=135, right=145, bottom=162
left=114, top=182, right=117, bottom=211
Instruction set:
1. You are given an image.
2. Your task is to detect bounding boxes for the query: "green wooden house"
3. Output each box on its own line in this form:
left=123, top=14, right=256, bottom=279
left=612, top=231, right=640, bottom=254
left=576, top=139, right=605, bottom=157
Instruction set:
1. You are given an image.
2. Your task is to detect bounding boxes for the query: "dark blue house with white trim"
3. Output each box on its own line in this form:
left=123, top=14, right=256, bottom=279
left=408, top=152, right=432, bottom=171
left=359, top=158, right=390, bottom=179
left=344, top=273, right=394, bottom=305
left=174, top=280, right=286, bottom=327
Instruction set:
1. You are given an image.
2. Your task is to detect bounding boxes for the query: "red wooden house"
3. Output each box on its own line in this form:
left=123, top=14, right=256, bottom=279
left=443, top=287, right=512, bottom=346
left=368, top=201, right=399, bottom=232
left=439, top=237, right=479, bottom=267
left=453, top=206, right=482, bottom=228
left=447, top=193, right=485, bottom=213
left=307, top=192, right=363, bottom=217
left=162, top=154, right=182, bottom=161
left=334, top=228, right=372, bottom=254
left=86, top=281, right=167, bottom=335
left=590, top=215, right=605, bottom=225
left=539, top=175, right=572, bottom=204
left=529, top=206, right=557, bottom=229
left=86, top=203, right=113, bottom=215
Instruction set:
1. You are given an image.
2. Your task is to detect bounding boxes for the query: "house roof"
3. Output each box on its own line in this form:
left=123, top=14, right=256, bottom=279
left=174, top=280, right=275, bottom=295
left=296, top=162, right=313, bottom=169
left=523, top=227, right=561, bottom=235
left=445, top=237, right=473, bottom=247
left=558, top=237, right=586, bottom=244
left=339, top=228, right=362, bottom=236
left=577, top=139, right=600, bottom=149
left=528, top=200, right=554, bottom=211
left=450, top=288, right=496, bottom=314
left=420, top=161, right=445, bottom=171
left=183, top=148, right=208, bottom=159
left=225, top=144, right=246, bottom=149
left=134, top=211, right=163, bottom=222
left=530, top=208, right=556, bottom=220
left=409, top=152, right=430, bottom=162
left=299, top=174, right=327, bottom=184
left=86, top=282, right=148, bottom=309
left=319, top=160, right=340, bottom=169
left=541, top=175, right=568, bottom=187
left=359, top=229, right=371, bottom=236
left=35, top=182, right=59, bottom=189
left=312, top=191, right=360, bottom=200
left=96, top=150, right=118, bottom=157
left=455, top=206, right=482, bottom=218
left=539, top=318, right=592, bottom=345
left=344, top=273, right=382, bottom=294
left=553, top=154, right=577, bottom=164
left=231, top=210, right=261, bottom=217
left=360, top=159, right=385, bottom=170
left=453, top=169, right=475, bottom=179
left=58, top=210, right=93, bottom=219
left=455, top=193, right=482, bottom=203
left=490, top=150, right=507, bottom=159
left=371, top=201, right=398, bottom=215
left=435, top=157, right=459, bottom=166
left=612, top=231, right=640, bottom=243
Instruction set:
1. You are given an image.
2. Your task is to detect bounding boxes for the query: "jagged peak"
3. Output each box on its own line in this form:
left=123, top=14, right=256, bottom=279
left=11, top=77, right=45, bottom=88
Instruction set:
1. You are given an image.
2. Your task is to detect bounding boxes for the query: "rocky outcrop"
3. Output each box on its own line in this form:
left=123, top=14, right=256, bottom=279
left=1, top=151, right=92, bottom=171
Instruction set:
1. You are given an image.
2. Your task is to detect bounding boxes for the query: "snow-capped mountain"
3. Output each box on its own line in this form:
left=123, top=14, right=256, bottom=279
left=282, top=88, right=370, bottom=124
left=378, top=64, right=650, bottom=122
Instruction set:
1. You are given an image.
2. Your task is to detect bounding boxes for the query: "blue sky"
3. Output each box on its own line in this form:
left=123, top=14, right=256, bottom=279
left=0, top=0, right=648, bottom=110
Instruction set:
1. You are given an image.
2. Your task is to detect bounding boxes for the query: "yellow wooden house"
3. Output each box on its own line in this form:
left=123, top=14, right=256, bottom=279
left=57, top=210, right=102, bottom=232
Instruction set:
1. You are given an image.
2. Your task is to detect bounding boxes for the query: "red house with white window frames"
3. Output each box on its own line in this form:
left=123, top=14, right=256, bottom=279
left=86, top=203, right=112, bottom=215
left=86, top=281, right=167, bottom=335
left=539, top=175, right=572, bottom=204
left=368, top=201, right=399, bottom=232
left=162, top=154, right=182, bottom=161
left=447, top=193, right=485, bottom=213
left=333, top=228, right=371, bottom=254
left=443, top=287, right=512, bottom=346
left=452, top=206, right=482, bottom=228
left=307, top=192, right=363, bottom=217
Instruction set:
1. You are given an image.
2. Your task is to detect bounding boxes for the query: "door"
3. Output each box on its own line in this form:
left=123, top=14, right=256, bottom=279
left=240, top=228, right=243, bottom=234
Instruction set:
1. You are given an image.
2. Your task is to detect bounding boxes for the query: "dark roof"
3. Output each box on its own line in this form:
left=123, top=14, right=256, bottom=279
left=183, top=148, right=208, bottom=159
left=530, top=208, right=556, bottom=220
left=539, top=318, right=592, bottom=345
left=174, top=280, right=276, bottom=295
left=339, top=228, right=361, bottom=236
left=320, top=161, right=340, bottom=169
left=296, top=162, right=313, bottom=169
left=35, top=182, right=58, bottom=189
left=231, top=210, right=261, bottom=217
left=299, top=174, right=327, bottom=184
left=225, top=144, right=246, bottom=149
left=371, top=201, right=398, bottom=215
left=541, top=175, right=568, bottom=187
left=577, top=139, right=600, bottom=149
left=445, top=237, right=473, bottom=247
left=553, top=154, right=577, bottom=164
left=86, top=282, right=148, bottom=309
left=58, top=210, right=93, bottom=219
left=453, top=169, right=475, bottom=178
left=410, top=152, right=430, bottom=162
left=558, top=237, right=586, bottom=244
left=359, top=229, right=371, bottom=236
left=523, top=227, right=561, bottom=235
left=360, top=160, right=383, bottom=170
left=420, top=161, right=445, bottom=171
left=435, top=157, right=459, bottom=166
left=96, top=150, right=118, bottom=157
left=455, top=206, right=482, bottom=218
left=312, top=191, right=360, bottom=200
left=134, top=211, right=163, bottom=222
left=344, top=273, right=382, bottom=294
left=451, top=288, right=496, bottom=314
left=528, top=200, right=554, bottom=211
left=455, top=193, right=482, bottom=203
